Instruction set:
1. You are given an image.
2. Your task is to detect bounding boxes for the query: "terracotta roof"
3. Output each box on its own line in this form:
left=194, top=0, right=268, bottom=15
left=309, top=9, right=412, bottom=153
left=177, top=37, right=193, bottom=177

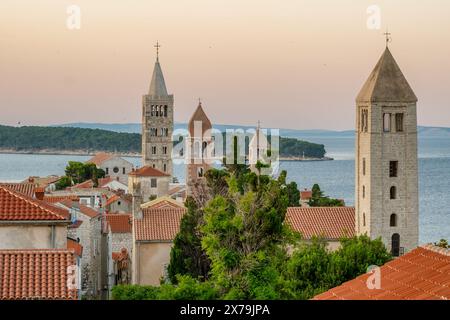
left=313, top=245, right=450, bottom=300
left=356, top=47, right=417, bottom=103
left=105, top=214, right=132, bottom=233
left=141, top=196, right=185, bottom=210
left=286, top=207, right=355, bottom=240
left=0, top=183, right=36, bottom=198
left=0, top=249, right=77, bottom=300
left=168, top=185, right=185, bottom=196
left=188, top=102, right=212, bottom=137
left=67, top=239, right=83, bottom=257
left=129, top=166, right=169, bottom=177
left=135, top=208, right=186, bottom=241
left=43, top=195, right=79, bottom=204
left=71, top=180, right=95, bottom=189
left=79, top=205, right=99, bottom=219
left=24, top=176, right=61, bottom=188
left=105, top=194, right=130, bottom=207
left=86, top=153, right=115, bottom=166
left=300, top=190, right=312, bottom=200
left=0, top=185, right=69, bottom=221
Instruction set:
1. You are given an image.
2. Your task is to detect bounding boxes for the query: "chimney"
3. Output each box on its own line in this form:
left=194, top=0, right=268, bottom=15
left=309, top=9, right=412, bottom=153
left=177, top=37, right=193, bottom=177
left=34, top=187, right=45, bottom=200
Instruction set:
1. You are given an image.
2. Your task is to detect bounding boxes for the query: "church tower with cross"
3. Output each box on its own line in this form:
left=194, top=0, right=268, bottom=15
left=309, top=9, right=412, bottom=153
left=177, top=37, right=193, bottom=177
left=141, top=42, right=174, bottom=176
left=355, top=36, right=419, bottom=256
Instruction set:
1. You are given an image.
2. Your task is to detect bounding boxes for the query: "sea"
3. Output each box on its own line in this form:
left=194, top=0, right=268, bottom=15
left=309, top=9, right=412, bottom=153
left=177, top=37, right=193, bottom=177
left=0, top=135, right=449, bottom=245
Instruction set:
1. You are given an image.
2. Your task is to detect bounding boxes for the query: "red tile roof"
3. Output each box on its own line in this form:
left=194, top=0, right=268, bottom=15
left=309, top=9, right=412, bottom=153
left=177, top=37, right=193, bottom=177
left=0, top=183, right=36, bottom=198
left=286, top=207, right=355, bottom=240
left=135, top=208, right=186, bottom=241
left=71, top=180, right=95, bottom=189
left=86, top=153, right=114, bottom=166
left=313, top=245, right=450, bottom=300
left=0, top=249, right=78, bottom=300
left=43, top=195, right=79, bottom=204
left=0, top=185, right=69, bottom=221
left=67, top=239, right=83, bottom=257
left=129, top=166, right=169, bottom=177
left=105, top=194, right=130, bottom=207
left=105, top=214, right=132, bottom=233
left=79, top=205, right=99, bottom=219
left=300, top=190, right=312, bottom=200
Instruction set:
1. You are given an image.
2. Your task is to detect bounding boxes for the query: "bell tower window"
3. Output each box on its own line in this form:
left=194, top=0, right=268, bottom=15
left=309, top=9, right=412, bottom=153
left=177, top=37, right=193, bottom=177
left=395, top=113, right=404, bottom=132
left=383, top=113, right=391, bottom=132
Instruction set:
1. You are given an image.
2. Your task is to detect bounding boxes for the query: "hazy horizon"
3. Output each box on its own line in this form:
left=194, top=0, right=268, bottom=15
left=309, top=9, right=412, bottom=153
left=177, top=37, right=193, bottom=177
left=1, top=0, right=450, bottom=130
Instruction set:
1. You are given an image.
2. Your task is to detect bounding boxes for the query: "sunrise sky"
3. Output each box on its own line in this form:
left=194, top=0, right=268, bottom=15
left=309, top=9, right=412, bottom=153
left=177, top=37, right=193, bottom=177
left=1, top=0, right=449, bottom=130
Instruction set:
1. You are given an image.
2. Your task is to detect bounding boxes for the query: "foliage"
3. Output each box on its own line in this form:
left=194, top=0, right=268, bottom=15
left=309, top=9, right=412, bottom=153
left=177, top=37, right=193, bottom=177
left=56, top=161, right=105, bottom=190
left=278, top=170, right=300, bottom=207
left=280, top=137, right=326, bottom=158
left=308, top=183, right=344, bottom=207
left=168, top=197, right=211, bottom=284
left=435, top=239, right=449, bottom=249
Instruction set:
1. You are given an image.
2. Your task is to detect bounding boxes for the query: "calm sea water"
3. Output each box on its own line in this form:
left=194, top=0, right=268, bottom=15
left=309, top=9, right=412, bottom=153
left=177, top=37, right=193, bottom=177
left=0, top=136, right=449, bottom=245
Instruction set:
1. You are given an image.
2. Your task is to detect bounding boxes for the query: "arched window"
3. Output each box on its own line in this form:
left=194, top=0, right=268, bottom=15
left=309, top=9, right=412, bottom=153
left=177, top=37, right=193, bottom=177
left=391, top=233, right=400, bottom=257
left=363, top=213, right=366, bottom=227
left=160, top=106, right=163, bottom=117
left=362, top=186, right=365, bottom=198
left=202, top=141, right=207, bottom=158
left=164, top=105, right=168, bottom=117
left=390, top=214, right=397, bottom=227
left=390, top=186, right=397, bottom=199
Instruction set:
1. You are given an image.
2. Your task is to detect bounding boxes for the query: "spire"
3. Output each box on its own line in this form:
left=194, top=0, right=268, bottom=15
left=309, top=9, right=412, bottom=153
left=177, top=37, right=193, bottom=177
left=148, top=42, right=168, bottom=97
left=188, top=100, right=212, bottom=137
left=356, top=47, right=417, bottom=103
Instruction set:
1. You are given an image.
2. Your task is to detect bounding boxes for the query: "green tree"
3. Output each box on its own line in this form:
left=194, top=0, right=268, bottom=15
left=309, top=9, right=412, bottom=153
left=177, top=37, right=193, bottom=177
left=168, top=197, right=211, bottom=284
left=55, top=176, right=72, bottom=190
left=309, top=183, right=343, bottom=207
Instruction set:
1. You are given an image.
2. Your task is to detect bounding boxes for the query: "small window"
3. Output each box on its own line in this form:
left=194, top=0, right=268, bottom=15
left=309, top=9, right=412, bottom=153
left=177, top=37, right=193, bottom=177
left=395, top=113, right=404, bottom=132
left=390, top=214, right=397, bottom=227
left=363, top=213, right=366, bottom=227
left=117, top=201, right=121, bottom=206
left=383, top=113, right=391, bottom=132
left=361, top=109, right=368, bottom=133
left=390, top=186, right=397, bottom=199
left=362, top=185, right=365, bottom=198
left=123, top=167, right=126, bottom=174
left=164, top=105, right=168, bottom=117
left=362, top=158, right=366, bottom=176
left=151, top=179, right=157, bottom=188
left=197, top=167, right=204, bottom=178
left=105, top=168, right=109, bottom=175
left=163, top=164, right=167, bottom=172
left=152, top=164, right=155, bottom=168
left=391, top=233, right=400, bottom=257
left=389, top=161, right=398, bottom=177
left=151, top=146, right=157, bottom=155
left=113, top=167, right=119, bottom=174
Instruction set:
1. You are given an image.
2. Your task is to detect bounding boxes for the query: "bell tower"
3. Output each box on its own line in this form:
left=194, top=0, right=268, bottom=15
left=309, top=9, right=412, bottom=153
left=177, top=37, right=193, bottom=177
left=142, top=42, right=173, bottom=176
left=355, top=45, right=419, bottom=256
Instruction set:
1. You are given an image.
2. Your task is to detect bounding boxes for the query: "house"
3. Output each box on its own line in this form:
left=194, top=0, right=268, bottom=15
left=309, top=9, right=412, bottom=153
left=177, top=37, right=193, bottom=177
left=313, top=244, right=450, bottom=300
left=0, top=182, right=36, bottom=198
left=286, top=207, right=355, bottom=251
left=56, top=199, right=105, bottom=298
left=24, top=175, right=62, bottom=192
left=0, top=185, right=70, bottom=250
left=140, top=196, right=185, bottom=210
left=168, top=184, right=186, bottom=202
left=0, top=249, right=79, bottom=300
left=128, top=166, right=171, bottom=202
left=132, top=207, right=186, bottom=286
left=86, top=153, right=134, bottom=184
left=299, top=189, right=312, bottom=207
left=71, top=177, right=128, bottom=193
left=105, top=194, right=132, bottom=213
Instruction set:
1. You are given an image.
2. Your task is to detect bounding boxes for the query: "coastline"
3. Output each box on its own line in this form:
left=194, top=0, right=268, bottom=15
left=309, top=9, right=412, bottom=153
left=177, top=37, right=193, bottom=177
left=0, top=149, right=141, bottom=158
left=279, top=156, right=334, bottom=161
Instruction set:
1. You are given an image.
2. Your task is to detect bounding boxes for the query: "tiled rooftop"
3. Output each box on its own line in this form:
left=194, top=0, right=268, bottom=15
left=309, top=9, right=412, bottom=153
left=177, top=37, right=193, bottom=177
left=129, top=166, right=169, bottom=177
left=0, top=183, right=36, bottom=198
left=0, top=249, right=78, bottom=300
left=43, top=195, right=79, bottom=204
left=313, top=245, right=450, bottom=300
left=86, top=153, right=114, bottom=166
left=134, top=207, right=186, bottom=241
left=106, top=214, right=132, bottom=233
left=286, top=207, right=355, bottom=240
left=0, top=185, right=69, bottom=221
left=67, top=239, right=83, bottom=257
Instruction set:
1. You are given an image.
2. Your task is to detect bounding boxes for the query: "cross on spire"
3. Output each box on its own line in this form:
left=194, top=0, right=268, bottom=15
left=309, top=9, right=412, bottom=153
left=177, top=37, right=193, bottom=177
left=154, top=41, right=161, bottom=61
left=383, top=30, right=392, bottom=47
left=198, top=97, right=202, bottom=106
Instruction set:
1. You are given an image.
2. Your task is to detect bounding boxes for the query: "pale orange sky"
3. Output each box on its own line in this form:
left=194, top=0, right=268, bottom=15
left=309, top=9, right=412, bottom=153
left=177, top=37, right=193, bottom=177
left=1, top=0, right=449, bottom=130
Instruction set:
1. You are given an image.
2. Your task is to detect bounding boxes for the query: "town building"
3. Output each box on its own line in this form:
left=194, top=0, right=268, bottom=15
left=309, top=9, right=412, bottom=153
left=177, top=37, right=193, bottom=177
left=142, top=43, right=174, bottom=176
left=105, top=194, right=132, bottom=214
left=286, top=207, right=355, bottom=251
left=355, top=46, right=419, bottom=256
left=186, top=101, right=212, bottom=199
left=86, top=153, right=134, bottom=185
left=132, top=207, right=186, bottom=286
left=128, top=166, right=171, bottom=202
left=313, top=244, right=450, bottom=300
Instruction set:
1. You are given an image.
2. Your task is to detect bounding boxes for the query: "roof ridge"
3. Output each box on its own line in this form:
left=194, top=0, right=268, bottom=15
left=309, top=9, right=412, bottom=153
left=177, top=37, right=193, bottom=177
left=421, top=243, right=450, bottom=256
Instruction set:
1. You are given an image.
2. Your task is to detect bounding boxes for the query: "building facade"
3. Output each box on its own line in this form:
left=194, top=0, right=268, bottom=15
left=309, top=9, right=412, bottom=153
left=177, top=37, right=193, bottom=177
left=355, top=47, right=419, bottom=256
left=142, top=47, right=174, bottom=176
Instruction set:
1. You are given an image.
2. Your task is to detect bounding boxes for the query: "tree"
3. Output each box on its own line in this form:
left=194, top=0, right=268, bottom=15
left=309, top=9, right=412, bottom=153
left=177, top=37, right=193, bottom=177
left=56, top=161, right=106, bottom=190
left=309, top=183, right=343, bottom=207
left=278, top=170, right=300, bottom=207
left=55, top=176, right=72, bottom=190
left=435, top=239, right=449, bottom=249
left=168, top=197, right=211, bottom=284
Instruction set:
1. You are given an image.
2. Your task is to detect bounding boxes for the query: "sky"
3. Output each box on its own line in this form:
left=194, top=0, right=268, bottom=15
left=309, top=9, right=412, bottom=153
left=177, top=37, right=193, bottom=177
left=1, top=0, right=450, bottom=130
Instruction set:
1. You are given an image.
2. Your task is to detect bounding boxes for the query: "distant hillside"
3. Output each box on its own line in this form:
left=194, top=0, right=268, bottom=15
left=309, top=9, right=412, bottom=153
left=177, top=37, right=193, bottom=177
left=0, top=124, right=326, bottom=158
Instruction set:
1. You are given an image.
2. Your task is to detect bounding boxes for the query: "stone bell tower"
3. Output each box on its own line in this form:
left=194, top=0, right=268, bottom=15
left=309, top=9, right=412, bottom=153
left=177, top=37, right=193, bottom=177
left=355, top=44, right=419, bottom=256
left=142, top=42, right=174, bottom=176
